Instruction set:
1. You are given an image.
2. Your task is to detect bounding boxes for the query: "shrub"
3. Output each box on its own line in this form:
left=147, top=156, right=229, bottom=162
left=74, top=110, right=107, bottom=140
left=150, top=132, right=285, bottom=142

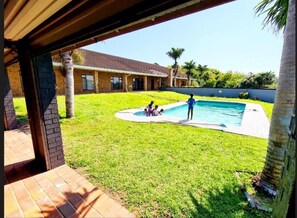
left=252, top=96, right=259, bottom=100
left=238, top=92, right=249, bottom=99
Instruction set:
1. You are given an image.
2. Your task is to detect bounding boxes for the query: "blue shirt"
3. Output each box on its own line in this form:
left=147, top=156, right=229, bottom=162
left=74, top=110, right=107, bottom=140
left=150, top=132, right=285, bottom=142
left=147, top=103, right=153, bottom=109
left=188, top=98, right=196, bottom=109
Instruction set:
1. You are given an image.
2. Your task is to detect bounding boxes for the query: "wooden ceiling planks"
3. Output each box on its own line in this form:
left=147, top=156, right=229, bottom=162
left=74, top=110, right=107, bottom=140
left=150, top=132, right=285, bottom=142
left=4, top=0, right=234, bottom=66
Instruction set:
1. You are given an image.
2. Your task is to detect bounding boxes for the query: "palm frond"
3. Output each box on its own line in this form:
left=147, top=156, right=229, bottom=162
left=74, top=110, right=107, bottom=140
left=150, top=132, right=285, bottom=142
left=255, top=0, right=289, bottom=33
left=72, top=49, right=85, bottom=65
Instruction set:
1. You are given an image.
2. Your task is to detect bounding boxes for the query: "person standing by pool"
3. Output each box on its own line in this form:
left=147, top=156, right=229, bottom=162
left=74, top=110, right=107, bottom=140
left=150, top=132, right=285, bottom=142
left=187, top=93, right=196, bottom=120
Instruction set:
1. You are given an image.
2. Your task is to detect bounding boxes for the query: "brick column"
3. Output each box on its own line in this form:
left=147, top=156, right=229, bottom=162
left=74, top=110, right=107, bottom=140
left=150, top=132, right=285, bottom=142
left=144, top=76, right=147, bottom=91
left=18, top=44, right=65, bottom=170
left=4, top=67, right=18, bottom=130
left=94, top=71, right=99, bottom=93
left=167, top=69, right=173, bottom=87
left=34, top=54, right=65, bottom=169
left=123, top=74, right=127, bottom=92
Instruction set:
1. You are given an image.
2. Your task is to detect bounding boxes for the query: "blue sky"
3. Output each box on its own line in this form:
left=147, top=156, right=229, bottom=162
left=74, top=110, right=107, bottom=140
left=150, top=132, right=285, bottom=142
left=83, top=0, right=283, bottom=75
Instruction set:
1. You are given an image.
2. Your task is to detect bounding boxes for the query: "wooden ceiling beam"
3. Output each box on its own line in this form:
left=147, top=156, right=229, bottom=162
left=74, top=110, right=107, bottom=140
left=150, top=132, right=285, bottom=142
left=4, top=0, right=234, bottom=66
left=40, top=0, right=234, bottom=56
left=29, top=0, right=200, bottom=54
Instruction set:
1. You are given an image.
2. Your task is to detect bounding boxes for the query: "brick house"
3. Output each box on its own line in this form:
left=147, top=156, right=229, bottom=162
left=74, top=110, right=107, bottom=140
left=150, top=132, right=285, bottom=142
left=7, top=49, right=188, bottom=97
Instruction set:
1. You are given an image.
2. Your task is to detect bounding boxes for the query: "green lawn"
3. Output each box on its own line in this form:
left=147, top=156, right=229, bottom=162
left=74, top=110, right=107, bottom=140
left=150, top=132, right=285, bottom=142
left=13, top=91, right=273, bottom=218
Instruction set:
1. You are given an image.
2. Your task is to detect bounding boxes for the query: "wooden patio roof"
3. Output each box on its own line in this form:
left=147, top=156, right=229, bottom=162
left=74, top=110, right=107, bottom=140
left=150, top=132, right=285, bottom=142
left=4, top=0, right=233, bottom=66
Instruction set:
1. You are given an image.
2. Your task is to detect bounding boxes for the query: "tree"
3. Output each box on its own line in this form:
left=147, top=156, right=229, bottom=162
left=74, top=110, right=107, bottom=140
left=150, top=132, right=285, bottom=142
left=255, top=0, right=289, bottom=33
left=196, top=64, right=208, bottom=87
left=239, top=71, right=277, bottom=89
left=254, top=71, right=277, bottom=88
left=53, top=49, right=85, bottom=118
left=239, top=73, right=256, bottom=88
left=182, top=60, right=197, bottom=87
left=223, top=71, right=245, bottom=88
left=200, top=68, right=221, bottom=88
left=166, top=48, right=185, bottom=87
left=255, top=0, right=295, bottom=194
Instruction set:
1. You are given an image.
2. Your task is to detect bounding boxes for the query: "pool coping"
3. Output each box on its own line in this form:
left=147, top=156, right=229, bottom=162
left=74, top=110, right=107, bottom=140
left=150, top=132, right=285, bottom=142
left=115, top=100, right=270, bottom=139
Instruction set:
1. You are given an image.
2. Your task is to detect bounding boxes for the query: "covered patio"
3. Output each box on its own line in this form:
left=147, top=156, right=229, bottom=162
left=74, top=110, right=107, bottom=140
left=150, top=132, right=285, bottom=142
left=4, top=0, right=234, bottom=217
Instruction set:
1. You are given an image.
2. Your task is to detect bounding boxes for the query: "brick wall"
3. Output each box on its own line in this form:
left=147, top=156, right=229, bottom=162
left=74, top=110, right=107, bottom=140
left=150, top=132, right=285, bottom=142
left=8, top=64, right=164, bottom=96
left=98, top=73, right=160, bottom=92
left=55, top=70, right=128, bottom=94
left=4, top=67, right=18, bottom=130
left=99, top=72, right=124, bottom=92
left=7, top=63, right=24, bottom=96
left=164, top=87, right=276, bottom=103
left=147, top=77, right=161, bottom=90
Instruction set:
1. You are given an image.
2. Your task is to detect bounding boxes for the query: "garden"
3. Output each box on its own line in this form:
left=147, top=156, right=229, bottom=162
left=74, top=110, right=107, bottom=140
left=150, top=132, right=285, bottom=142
left=13, top=91, right=274, bottom=217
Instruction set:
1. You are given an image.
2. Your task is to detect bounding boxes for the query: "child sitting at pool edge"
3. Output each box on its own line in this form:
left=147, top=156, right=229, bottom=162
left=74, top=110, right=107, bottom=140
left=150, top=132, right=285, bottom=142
left=152, top=105, right=164, bottom=116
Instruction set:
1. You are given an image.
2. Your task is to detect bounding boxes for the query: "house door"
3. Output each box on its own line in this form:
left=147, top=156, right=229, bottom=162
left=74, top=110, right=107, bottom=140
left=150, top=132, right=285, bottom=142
left=151, top=79, right=154, bottom=90
left=133, top=78, right=144, bottom=91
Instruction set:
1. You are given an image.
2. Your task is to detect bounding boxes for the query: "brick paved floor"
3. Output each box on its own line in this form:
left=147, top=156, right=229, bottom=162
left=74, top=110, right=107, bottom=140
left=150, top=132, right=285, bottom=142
left=4, top=129, right=135, bottom=218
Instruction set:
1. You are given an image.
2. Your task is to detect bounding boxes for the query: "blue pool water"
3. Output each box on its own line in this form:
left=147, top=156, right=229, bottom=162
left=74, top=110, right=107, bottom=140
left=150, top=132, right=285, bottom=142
left=136, top=100, right=246, bottom=127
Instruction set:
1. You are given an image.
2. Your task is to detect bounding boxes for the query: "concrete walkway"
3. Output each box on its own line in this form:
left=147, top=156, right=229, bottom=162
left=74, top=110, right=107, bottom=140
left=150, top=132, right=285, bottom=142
left=4, top=129, right=134, bottom=218
left=115, top=101, right=270, bottom=139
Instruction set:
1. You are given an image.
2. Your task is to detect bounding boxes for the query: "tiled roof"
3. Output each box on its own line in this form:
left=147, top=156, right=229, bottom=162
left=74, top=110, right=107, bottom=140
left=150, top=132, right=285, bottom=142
left=77, top=49, right=188, bottom=79
left=78, top=49, right=169, bottom=77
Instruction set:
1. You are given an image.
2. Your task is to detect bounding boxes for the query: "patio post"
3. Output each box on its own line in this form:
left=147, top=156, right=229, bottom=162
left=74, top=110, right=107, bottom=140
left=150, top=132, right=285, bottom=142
left=168, top=69, right=173, bottom=87
left=144, top=76, right=147, bottom=91
left=17, top=42, right=65, bottom=170
left=94, top=71, right=99, bottom=93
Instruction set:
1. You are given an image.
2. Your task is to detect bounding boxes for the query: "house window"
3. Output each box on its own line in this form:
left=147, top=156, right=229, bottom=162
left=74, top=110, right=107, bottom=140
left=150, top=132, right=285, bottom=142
left=111, top=77, right=123, bottom=90
left=133, top=78, right=144, bottom=91
left=82, top=75, right=94, bottom=90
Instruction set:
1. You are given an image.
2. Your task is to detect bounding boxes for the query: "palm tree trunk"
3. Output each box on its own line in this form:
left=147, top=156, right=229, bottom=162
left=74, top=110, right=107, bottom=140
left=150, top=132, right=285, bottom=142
left=173, top=61, right=177, bottom=87
left=173, top=69, right=177, bottom=87
left=61, top=51, right=75, bottom=118
left=272, top=101, right=295, bottom=217
left=260, top=0, right=295, bottom=194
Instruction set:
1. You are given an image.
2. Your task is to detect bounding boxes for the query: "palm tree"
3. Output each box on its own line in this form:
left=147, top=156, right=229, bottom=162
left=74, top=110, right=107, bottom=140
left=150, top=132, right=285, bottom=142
left=182, top=60, right=197, bottom=87
left=255, top=0, right=289, bottom=33
left=53, top=49, right=84, bottom=118
left=166, top=48, right=185, bottom=87
left=255, top=0, right=295, bottom=194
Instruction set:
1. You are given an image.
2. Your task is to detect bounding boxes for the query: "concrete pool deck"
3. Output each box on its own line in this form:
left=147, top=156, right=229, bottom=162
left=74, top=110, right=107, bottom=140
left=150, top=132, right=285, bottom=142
left=115, top=101, right=270, bottom=139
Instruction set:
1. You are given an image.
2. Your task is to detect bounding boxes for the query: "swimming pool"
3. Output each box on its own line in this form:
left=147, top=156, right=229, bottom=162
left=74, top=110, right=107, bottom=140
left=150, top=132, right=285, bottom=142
left=115, top=101, right=269, bottom=138
left=135, top=100, right=246, bottom=127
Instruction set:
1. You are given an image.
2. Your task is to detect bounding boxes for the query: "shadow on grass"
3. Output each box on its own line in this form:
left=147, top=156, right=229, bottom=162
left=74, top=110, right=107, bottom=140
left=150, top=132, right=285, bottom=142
left=17, top=113, right=68, bottom=123
left=59, top=115, right=68, bottom=121
left=187, top=185, right=271, bottom=218
left=5, top=168, right=124, bottom=217
left=5, top=159, right=133, bottom=217
left=16, top=114, right=29, bottom=125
